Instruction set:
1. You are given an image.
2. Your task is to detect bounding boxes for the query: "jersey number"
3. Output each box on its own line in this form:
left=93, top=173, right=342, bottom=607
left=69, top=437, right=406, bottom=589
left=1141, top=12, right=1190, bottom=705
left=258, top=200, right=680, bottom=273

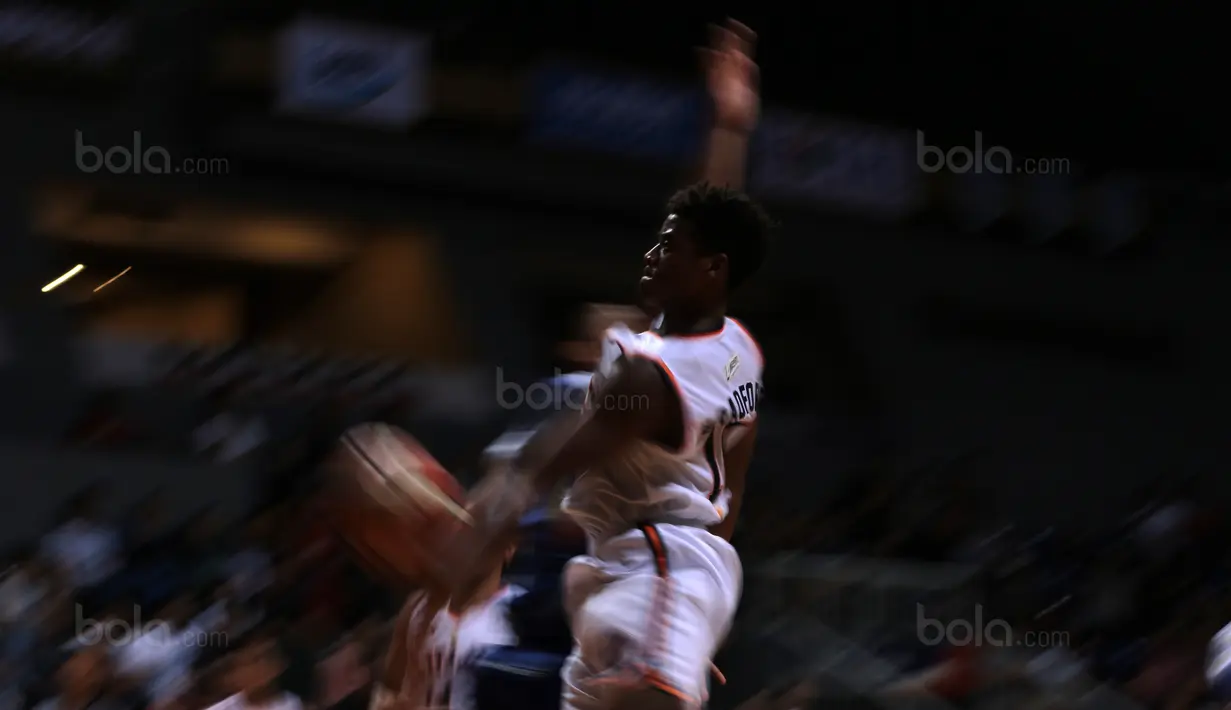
left=703, top=423, right=727, bottom=503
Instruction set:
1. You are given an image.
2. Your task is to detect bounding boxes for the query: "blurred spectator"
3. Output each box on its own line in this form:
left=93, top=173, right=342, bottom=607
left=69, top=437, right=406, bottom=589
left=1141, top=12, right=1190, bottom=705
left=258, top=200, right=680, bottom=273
left=205, top=631, right=303, bottom=710
left=40, top=486, right=123, bottom=590
left=32, top=645, right=129, bottom=710
left=71, top=391, right=139, bottom=449
left=225, top=513, right=275, bottom=604
left=0, top=545, right=50, bottom=625
left=112, top=593, right=204, bottom=706
left=180, top=508, right=233, bottom=592
left=1133, top=481, right=1201, bottom=574
left=193, top=381, right=269, bottom=464
left=121, top=491, right=171, bottom=551
left=117, top=492, right=182, bottom=609
left=0, top=664, right=21, bottom=710
left=1025, top=639, right=1093, bottom=695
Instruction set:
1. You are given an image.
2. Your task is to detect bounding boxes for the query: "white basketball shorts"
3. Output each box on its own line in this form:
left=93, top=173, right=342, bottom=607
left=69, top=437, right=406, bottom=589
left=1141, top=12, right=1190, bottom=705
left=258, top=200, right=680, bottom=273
left=559, top=523, right=742, bottom=710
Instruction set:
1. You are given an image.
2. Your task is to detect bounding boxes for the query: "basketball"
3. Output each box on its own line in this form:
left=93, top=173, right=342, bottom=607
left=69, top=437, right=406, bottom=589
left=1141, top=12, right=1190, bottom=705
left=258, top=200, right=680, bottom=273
left=323, top=423, right=470, bottom=588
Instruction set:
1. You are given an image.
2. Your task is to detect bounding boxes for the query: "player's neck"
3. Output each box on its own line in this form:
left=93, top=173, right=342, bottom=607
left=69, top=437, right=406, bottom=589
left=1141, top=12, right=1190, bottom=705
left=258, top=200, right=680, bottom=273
left=655, top=307, right=726, bottom=337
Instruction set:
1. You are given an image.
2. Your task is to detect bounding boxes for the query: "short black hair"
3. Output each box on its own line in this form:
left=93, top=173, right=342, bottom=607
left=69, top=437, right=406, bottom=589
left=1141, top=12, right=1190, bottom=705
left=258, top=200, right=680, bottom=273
left=665, top=182, right=772, bottom=291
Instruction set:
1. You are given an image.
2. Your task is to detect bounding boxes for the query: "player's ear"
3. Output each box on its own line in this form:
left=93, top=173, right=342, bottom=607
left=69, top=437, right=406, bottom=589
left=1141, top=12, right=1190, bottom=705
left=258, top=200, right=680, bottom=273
left=707, top=252, right=729, bottom=279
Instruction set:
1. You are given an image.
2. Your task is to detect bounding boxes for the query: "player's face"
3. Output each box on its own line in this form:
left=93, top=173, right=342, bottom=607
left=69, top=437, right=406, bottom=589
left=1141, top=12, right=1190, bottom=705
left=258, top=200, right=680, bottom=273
left=641, top=216, right=717, bottom=312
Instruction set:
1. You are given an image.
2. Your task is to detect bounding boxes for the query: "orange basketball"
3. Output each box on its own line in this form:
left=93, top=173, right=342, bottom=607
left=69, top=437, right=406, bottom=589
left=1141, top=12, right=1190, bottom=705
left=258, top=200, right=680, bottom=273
left=322, top=423, right=469, bottom=589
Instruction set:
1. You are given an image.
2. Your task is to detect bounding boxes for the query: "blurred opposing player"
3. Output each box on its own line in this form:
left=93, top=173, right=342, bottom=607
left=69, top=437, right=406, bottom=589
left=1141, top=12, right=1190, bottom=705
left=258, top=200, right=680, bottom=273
left=441, top=20, right=768, bottom=710
left=372, top=544, right=521, bottom=710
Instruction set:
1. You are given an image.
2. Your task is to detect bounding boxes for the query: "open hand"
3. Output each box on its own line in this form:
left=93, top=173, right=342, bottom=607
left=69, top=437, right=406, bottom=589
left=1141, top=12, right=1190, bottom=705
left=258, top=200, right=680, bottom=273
left=701, top=19, right=759, bottom=133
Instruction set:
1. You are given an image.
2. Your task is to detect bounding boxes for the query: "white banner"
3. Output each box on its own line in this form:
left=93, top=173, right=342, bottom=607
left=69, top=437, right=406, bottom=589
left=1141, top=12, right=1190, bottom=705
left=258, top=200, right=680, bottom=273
left=276, top=17, right=429, bottom=127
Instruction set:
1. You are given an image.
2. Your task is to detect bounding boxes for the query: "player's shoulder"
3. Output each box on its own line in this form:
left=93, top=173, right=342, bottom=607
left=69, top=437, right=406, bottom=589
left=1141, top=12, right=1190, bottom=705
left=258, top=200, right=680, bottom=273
left=652, top=317, right=763, bottom=369
left=600, top=323, right=638, bottom=351
left=603, top=318, right=762, bottom=386
left=723, top=317, right=764, bottom=367
left=595, top=324, right=636, bottom=372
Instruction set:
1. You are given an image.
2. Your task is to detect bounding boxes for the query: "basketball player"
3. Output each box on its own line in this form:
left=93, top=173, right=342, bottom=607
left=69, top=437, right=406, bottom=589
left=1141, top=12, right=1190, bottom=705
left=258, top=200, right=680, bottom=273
left=439, top=19, right=768, bottom=710
left=372, top=544, right=522, bottom=710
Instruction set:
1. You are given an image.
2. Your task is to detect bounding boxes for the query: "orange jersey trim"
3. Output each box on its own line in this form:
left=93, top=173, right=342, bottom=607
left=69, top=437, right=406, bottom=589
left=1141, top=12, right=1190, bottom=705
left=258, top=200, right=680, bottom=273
left=635, top=524, right=702, bottom=704
left=650, top=322, right=726, bottom=340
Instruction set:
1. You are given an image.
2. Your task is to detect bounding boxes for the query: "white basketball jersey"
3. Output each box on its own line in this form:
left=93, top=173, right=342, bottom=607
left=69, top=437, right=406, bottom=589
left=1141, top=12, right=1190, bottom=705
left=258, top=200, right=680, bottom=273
left=412, top=586, right=522, bottom=710
left=562, top=317, right=763, bottom=546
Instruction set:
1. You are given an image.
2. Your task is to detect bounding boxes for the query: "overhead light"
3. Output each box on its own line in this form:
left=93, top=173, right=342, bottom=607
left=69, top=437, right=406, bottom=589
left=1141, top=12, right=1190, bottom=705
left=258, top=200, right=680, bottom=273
left=94, top=266, right=131, bottom=292
left=41, top=264, right=84, bottom=292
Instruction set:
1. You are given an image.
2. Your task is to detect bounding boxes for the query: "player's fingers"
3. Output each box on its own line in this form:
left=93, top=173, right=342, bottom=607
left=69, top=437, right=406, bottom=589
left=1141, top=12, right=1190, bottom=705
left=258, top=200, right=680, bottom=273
left=725, top=19, right=756, bottom=59
left=708, top=22, right=737, bottom=54
left=726, top=19, right=757, bottom=44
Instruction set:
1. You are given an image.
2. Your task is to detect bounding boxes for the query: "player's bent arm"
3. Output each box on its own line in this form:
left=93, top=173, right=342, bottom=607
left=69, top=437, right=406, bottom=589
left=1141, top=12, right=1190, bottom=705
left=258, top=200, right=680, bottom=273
left=708, top=418, right=757, bottom=541
left=448, top=357, right=676, bottom=601
left=516, top=355, right=675, bottom=496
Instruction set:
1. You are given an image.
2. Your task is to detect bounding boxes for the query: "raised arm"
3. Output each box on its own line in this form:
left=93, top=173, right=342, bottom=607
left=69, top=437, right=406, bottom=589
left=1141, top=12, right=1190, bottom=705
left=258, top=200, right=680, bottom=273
left=699, top=20, right=759, bottom=190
